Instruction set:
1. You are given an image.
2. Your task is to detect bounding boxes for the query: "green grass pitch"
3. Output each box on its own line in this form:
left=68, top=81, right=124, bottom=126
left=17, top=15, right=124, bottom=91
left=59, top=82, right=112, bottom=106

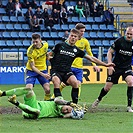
left=0, top=84, right=132, bottom=133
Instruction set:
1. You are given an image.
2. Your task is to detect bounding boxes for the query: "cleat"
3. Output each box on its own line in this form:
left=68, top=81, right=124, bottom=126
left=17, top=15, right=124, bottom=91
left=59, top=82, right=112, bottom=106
left=92, top=99, right=100, bottom=109
left=127, top=106, right=133, bottom=112
left=0, top=90, right=3, bottom=97
left=8, top=95, right=17, bottom=104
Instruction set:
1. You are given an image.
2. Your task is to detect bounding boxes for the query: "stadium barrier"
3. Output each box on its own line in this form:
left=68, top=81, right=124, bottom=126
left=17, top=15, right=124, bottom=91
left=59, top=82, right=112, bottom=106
left=0, top=66, right=129, bottom=84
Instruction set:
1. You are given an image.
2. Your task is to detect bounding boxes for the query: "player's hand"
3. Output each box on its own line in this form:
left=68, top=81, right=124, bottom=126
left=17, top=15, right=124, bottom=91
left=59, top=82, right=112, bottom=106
left=43, top=73, right=51, bottom=80
left=107, top=66, right=115, bottom=75
left=93, top=66, right=100, bottom=72
left=106, top=63, right=115, bottom=67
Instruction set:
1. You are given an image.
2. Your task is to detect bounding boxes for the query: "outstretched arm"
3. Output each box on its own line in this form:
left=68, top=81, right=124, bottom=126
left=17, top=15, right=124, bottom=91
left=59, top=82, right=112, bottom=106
left=84, top=54, right=115, bottom=67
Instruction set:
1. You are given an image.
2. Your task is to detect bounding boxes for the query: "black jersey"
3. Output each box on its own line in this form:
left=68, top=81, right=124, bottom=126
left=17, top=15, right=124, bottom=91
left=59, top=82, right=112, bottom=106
left=51, top=42, right=85, bottom=72
left=111, top=36, right=133, bottom=68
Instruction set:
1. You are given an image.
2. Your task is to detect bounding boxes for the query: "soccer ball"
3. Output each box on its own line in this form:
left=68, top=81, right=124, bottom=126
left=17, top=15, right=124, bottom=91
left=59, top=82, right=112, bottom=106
left=71, top=109, right=84, bottom=120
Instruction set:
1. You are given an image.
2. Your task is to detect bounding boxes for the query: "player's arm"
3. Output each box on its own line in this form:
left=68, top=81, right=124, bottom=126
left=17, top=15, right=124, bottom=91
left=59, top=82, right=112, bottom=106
left=107, top=47, right=115, bottom=75
left=107, top=47, right=115, bottom=63
left=47, top=51, right=54, bottom=60
left=29, top=61, right=51, bottom=80
left=84, top=54, right=115, bottom=67
left=54, top=97, right=70, bottom=105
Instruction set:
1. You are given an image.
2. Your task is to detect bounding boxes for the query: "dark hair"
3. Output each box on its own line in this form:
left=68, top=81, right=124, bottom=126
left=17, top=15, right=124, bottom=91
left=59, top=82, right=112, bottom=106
left=70, top=28, right=80, bottom=35
left=75, top=23, right=86, bottom=30
left=32, top=33, right=41, bottom=40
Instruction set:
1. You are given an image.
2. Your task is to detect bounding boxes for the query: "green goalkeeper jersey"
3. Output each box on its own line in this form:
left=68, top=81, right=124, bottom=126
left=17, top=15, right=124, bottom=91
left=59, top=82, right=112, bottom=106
left=37, top=101, right=64, bottom=118
left=23, top=94, right=64, bottom=118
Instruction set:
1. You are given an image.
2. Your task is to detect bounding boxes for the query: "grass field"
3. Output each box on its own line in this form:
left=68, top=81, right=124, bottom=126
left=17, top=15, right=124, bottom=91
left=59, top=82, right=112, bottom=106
left=0, top=84, right=133, bottom=133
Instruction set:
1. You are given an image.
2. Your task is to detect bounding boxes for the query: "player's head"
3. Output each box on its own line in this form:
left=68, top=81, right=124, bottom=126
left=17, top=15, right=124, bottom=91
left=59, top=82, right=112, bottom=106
left=125, top=27, right=133, bottom=42
left=61, top=105, right=73, bottom=114
left=68, top=28, right=80, bottom=45
left=32, top=33, right=42, bottom=48
left=75, top=23, right=86, bottom=38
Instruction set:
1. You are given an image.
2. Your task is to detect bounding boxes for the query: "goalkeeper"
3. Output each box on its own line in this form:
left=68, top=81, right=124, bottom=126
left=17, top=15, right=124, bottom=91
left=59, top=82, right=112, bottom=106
left=0, top=87, right=86, bottom=119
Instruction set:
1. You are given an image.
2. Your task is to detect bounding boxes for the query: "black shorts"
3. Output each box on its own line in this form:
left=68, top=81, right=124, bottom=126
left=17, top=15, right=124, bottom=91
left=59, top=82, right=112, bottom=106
left=106, top=66, right=133, bottom=84
left=50, top=69, right=74, bottom=85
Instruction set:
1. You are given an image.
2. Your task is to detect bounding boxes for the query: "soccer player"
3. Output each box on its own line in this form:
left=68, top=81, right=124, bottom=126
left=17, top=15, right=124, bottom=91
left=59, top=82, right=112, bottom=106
left=51, top=23, right=100, bottom=99
left=25, top=33, right=51, bottom=100
left=0, top=88, right=84, bottom=119
left=48, top=28, right=115, bottom=104
left=92, top=27, right=133, bottom=112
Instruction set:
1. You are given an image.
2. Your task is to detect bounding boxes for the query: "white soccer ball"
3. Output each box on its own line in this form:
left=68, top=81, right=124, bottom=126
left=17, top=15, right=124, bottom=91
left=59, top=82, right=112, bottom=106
left=71, top=109, right=84, bottom=120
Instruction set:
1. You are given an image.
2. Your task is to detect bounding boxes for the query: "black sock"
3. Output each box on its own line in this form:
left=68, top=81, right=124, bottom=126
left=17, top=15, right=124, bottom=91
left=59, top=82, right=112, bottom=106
left=98, top=88, right=108, bottom=101
left=10, top=101, right=19, bottom=106
left=127, top=86, right=133, bottom=107
left=14, top=101, right=19, bottom=106
left=71, top=88, right=79, bottom=104
left=1, top=91, right=6, bottom=96
left=54, top=88, right=62, bottom=97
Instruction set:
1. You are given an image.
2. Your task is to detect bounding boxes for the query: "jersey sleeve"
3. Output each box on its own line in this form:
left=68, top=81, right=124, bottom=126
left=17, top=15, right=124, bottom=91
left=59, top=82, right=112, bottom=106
left=76, top=48, right=86, bottom=58
left=111, top=38, right=119, bottom=50
left=27, top=46, right=34, bottom=62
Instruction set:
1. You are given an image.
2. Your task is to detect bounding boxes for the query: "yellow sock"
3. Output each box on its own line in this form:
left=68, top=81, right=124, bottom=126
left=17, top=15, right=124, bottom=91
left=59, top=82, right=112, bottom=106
left=78, top=84, right=81, bottom=97
left=44, top=94, right=51, bottom=101
left=60, top=82, right=66, bottom=91
left=51, top=82, right=66, bottom=99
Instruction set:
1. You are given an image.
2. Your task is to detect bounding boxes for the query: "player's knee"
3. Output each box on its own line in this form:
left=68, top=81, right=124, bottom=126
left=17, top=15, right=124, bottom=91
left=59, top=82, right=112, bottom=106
left=24, top=87, right=33, bottom=94
left=127, top=80, right=133, bottom=86
left=71, top=81, right=78, bottom=88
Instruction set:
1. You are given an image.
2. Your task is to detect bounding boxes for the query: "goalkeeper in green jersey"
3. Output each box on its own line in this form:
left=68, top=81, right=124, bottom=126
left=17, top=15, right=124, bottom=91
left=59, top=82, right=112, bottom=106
left=0, top=87, right=86, bottom=119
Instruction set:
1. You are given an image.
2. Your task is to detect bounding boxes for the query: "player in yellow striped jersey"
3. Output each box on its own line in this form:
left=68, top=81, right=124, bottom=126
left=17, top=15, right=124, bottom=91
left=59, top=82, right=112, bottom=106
left=51, top=23, right=100, bottom=99
left=25, top=33, right=51, bottom=100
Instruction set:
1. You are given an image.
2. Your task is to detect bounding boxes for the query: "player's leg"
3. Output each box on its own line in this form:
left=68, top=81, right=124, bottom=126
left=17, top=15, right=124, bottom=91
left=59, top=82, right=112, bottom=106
left=8, top=95, right=40, bottom=118
left=52, top=75, right=62, bottom=97
left=51, top=82, right=66, bottom=99
left=25, top=69, right=36, bottom=90
left=125, top=74, right=133, bottom=112
left=43, top=83, right=51, bottom=100
left=92, top=82, right=113, bottom=108
left=38, top=71, right=51, bottom=100
left=0, top=87, right=31, bottom=97
left=51, top=71, right=62, bottom=97
left=92, top=68, right=120, bottom=108
left=71, top=67, right=83, bottom=97
left=67, top=75, right=79, bottom=104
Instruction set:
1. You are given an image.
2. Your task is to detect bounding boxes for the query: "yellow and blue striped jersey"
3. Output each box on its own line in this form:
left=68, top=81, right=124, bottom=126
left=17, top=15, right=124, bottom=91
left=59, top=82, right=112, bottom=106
left=72, top=37, right=96, bottom=69
left=26, top=41, right=48, bottom=71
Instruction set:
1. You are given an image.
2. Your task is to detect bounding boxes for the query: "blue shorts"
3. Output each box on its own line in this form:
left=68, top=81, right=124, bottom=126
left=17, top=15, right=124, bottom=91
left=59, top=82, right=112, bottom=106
left=25, top=70, right=49, bottom=86
left=71, top=67, right=83, bottom=83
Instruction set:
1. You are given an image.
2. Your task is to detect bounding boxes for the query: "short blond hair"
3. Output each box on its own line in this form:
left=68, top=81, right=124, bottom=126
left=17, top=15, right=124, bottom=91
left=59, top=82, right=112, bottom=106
left=75, top=23, right=86, bottom=30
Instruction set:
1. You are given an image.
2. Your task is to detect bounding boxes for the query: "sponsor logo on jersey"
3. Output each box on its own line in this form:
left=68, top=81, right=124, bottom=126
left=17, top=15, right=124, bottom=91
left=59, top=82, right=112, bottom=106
left=119, top=49, right=132, bottom=56
left=73, top=48, right=77, bottom=52
left=60, top=50, right=75, bottom=57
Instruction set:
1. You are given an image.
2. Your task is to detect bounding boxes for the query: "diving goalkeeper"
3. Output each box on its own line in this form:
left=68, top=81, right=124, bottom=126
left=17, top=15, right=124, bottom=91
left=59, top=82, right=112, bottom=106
left=0, top=87, right=86, bottom=119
